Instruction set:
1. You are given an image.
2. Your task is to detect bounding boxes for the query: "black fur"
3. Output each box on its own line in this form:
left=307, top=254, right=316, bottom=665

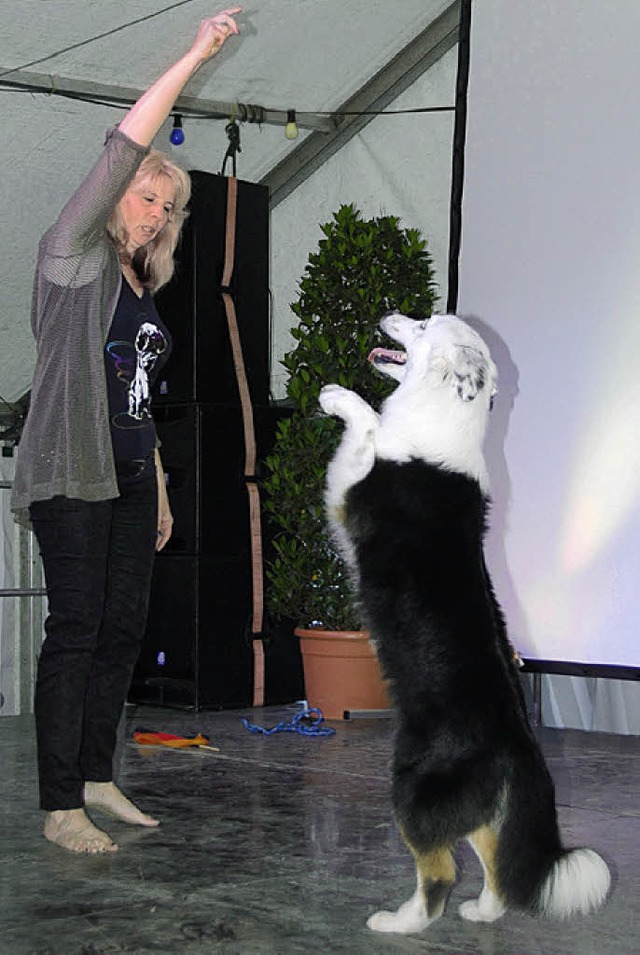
left=344, top=457, right=566, bottom=912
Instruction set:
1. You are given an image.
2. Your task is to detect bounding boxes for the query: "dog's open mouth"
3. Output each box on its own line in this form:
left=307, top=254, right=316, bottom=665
left=368, top=347, right=407, bottom=367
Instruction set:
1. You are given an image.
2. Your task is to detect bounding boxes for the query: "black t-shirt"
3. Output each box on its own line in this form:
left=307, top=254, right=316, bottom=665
left=105, top=278, right=172, bottom=464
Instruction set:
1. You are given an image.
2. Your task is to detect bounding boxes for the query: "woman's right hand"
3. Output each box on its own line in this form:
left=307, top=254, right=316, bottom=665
left=190, top=9, right=242, bottom=64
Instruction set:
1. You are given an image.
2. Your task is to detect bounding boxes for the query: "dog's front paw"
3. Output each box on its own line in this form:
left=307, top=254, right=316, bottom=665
left=319, top=383, right=353, bottom=417
left=319, top=384, right=377, bottom=428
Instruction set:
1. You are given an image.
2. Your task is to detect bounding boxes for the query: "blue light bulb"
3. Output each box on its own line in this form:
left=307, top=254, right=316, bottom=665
left=170, top=116, right=185, bottom=146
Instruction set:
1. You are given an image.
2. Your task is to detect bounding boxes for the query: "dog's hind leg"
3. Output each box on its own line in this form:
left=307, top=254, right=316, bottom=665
left=367, top=846, right=456, bottom=935
left=459, top=824, right=507, bottom=923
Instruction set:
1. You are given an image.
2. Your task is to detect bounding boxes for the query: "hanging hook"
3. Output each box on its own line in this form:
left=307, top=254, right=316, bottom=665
left=221, top=118, right=242, bottom=177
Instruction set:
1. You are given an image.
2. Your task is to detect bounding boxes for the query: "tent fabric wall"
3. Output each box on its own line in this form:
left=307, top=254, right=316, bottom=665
left=269, top=48, right=458, bottom=398
left=541, top=676, right=640, bottom=737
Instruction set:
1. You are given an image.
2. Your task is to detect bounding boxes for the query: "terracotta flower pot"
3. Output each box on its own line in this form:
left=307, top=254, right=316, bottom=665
left=295, top=627, right=392, bottom=720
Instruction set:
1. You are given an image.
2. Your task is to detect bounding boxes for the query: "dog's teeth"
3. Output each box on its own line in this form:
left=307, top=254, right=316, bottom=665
left=368, top=348, right=407, bottom=365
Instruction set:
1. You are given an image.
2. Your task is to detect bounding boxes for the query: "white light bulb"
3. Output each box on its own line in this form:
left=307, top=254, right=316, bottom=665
left=285, top=109, right=298, bottom=141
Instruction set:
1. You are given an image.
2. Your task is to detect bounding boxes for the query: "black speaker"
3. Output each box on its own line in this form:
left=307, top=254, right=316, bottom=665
left=153, top=171, right=270, bottom=406
left=129, top=401, right=303, bottom=709
left=154, top=401, right=286, bottom=557
left=129, top=554, right=254, bottom=709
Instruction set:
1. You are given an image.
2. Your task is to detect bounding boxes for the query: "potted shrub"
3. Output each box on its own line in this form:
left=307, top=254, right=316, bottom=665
left=263, top=204, right=438, bottom=716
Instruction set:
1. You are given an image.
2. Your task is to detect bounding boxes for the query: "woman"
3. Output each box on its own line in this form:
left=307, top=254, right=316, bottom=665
left=11, top=8, right=241, bottom=853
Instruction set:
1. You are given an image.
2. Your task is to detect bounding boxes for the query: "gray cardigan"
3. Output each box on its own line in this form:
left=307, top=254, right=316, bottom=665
left=11, top=128, right=150, bottom=524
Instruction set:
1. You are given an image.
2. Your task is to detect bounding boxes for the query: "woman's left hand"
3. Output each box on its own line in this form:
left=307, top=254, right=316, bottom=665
left=156, top=509, right=174, bottom=552
left=154, top=448, right=173, bottom=551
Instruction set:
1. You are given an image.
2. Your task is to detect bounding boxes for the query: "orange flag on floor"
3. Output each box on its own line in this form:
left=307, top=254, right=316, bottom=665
left=133, top=731, right=218, bottom=751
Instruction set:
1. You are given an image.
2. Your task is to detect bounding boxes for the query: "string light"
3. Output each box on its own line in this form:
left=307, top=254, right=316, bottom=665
left=0, top=83, right=455, bottom=126
left=284, top=109, right=299, bottom=141
left=170, top=114, right=185, bottom=146
left=0, top=2, right=455, bottom=134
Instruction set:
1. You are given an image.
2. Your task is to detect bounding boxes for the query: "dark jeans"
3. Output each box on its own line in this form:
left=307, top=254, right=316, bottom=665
left=30, top=476, right=157, bottom=810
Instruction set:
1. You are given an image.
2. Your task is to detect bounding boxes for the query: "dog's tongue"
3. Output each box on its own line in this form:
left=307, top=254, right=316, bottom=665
left=368, top=347, right=407, bottom=366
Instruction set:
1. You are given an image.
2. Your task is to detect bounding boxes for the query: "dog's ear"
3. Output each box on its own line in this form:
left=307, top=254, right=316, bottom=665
left=450, top=345, right=493, bottom=402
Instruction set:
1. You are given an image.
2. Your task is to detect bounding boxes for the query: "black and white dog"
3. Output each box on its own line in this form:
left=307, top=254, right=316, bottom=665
left=319, top=313, right=610, bottom=935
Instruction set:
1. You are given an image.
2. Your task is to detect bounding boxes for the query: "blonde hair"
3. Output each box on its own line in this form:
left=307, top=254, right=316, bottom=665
left=107, top=150, right=191, bottom=292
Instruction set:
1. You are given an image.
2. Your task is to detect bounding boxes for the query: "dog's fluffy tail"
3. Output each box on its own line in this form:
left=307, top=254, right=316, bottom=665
left=496, top=747, right=610, bottom=918
left=537, top=847, right=610, bottom=919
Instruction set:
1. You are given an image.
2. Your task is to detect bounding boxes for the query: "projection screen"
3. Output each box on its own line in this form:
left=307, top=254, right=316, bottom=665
left=457, top=0, right=640, bottom=669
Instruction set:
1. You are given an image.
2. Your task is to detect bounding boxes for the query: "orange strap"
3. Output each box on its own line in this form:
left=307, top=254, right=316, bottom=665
left=221, top=176, right=265, bottom=707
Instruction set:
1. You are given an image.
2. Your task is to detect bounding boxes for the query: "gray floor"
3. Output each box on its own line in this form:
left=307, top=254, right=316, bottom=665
left=1, top=703, right=638, bottom=955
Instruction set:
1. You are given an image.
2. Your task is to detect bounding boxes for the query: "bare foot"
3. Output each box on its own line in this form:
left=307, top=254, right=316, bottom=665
left=44, top=808, right=118, bottom=853
left=84, top=781, right=160, bottom=827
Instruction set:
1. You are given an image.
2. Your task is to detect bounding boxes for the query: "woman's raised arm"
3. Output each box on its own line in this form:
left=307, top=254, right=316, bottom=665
left=118, top=8, right=241, bottom=148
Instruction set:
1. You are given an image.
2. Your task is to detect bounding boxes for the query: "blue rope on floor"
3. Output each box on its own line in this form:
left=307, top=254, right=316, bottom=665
left=241, top=706, right=335, bottom=737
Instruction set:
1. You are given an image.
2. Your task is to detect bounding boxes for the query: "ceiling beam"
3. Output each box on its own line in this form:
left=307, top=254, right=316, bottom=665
left=262, top=0, right=461, bottom=210
left=0, top=69, right=333, bottom=132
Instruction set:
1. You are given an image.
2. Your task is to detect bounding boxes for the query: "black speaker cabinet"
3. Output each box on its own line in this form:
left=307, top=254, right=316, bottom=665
left=129, top=555, right=254, bottom=709
left=153, top=171, right=270, bottom=406
left=129, top=401, right=304, bottom=709
left=153, top=402, right=285, bottom=557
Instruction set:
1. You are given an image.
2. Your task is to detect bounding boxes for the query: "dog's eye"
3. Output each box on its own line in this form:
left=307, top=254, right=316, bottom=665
left=419, top=321, right=428, bottom=330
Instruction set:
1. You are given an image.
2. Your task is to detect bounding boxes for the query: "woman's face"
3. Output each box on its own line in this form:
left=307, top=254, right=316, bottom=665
left=118, top=174, right=176, bottom=255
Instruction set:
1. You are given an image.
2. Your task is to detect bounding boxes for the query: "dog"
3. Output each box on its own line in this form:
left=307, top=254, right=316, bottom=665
left=318, top=313, right=610, bottom=935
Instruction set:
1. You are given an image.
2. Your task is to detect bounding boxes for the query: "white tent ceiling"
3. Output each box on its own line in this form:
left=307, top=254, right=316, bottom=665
left=0, top=0, right=458, bottom=403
